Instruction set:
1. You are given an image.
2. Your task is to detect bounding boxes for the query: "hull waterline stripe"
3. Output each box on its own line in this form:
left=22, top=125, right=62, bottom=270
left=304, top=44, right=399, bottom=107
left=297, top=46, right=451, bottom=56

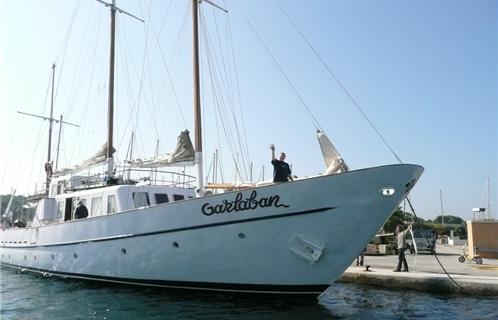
left=2, top=206, right=335, bottom=249
left=0, top=262, right=329, bottom=294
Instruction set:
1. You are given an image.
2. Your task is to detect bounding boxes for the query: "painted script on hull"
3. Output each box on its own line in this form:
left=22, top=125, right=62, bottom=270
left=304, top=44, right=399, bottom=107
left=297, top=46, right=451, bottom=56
left=201, top=190, right=290, bottom=216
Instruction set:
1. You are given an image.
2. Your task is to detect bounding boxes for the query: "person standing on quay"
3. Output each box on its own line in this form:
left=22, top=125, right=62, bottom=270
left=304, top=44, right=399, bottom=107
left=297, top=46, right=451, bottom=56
left=270, top=144, right=294, bottom=183
left=394, top=224, right=412, bottom=272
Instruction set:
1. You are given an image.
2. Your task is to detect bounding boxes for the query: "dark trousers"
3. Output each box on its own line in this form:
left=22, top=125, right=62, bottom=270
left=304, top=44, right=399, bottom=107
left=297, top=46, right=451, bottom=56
left=396, top=248, right=408, bottom=271
left=356, top=253, right=364, bottom=266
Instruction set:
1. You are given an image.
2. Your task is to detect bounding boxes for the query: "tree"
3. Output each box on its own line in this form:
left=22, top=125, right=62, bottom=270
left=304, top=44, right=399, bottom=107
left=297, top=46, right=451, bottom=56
left=433, top=215, right=464, bottom=225
left=1, top=194, right=28, bottom=223
left=382, top=208, right=467, bottom=238
left=383, top=207, right=413, bottom=232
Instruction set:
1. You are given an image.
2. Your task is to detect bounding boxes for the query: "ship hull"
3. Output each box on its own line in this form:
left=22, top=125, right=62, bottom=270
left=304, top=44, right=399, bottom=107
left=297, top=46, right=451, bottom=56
left=1, top=164, right=423, bottom=294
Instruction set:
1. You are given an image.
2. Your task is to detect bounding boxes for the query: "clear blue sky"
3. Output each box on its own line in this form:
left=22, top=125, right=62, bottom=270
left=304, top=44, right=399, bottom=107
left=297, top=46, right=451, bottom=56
left=0, top=0, right=496, bottom=221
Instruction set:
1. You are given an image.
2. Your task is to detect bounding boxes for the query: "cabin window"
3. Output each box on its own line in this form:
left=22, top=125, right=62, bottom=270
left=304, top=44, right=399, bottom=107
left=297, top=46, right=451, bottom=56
left=173, top=194, right=185, bottom=201
left=51, top=185, right=57, bottom=197
left=57, top=202, right=64, bottom=219
left=107, top=195, right=117, bottom=214
left=91, top=197, right=102, bottom=216
left=155, top=193, right=169, bottom=204
left=57, top=181, right=65, bottom=195
left=133, top=192, right=150, bottom=208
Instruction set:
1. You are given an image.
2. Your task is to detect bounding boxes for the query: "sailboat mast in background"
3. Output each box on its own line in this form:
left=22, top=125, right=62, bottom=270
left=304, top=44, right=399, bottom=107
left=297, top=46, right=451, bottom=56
left=46, top=64, right=56, bottom=194
left=487, top=177, right=491, bottom=220
left=440, top=189, right=445, bottom=225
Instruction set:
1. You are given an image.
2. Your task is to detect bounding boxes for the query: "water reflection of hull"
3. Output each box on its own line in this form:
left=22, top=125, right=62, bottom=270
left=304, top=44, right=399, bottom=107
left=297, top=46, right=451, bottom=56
left=0, top=164, right=423, bottom=294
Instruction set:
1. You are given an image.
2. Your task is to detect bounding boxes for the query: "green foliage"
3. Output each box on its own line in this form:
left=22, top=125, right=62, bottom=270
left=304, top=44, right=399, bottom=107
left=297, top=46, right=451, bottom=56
left=382, top=207, right=466, bottom=237
left=1, top=195, right=27, bottom=213
left=383, top=207, right=410, bottom=233
left=433, top=215, right=464, bottom=225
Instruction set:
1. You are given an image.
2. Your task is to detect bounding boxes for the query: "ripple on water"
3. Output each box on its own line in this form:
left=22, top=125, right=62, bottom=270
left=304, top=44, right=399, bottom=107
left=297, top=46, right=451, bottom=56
left=318, top=283, right=498, bottom=320
left=1, top=267, right=497, bottom=320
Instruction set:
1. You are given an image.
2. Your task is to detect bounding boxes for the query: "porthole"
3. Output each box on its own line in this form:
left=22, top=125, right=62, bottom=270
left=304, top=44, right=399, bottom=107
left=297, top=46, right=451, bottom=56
left=238, top=233, right=246, bottom=239
left=121, top=248, right=127, bottom=254
left=73, top=253, right=78, bottom=259
left=173, top=242, right=179, bottom=248
left=380, top=187, right=395, bottom=197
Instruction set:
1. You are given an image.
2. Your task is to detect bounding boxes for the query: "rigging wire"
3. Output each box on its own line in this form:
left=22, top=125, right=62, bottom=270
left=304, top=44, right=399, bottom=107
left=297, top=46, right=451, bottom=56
left=222, top=0, right=251, bottom=168
left=117, top=23, right=140, bottom=155
left=2, top=71, right=52, bottom=193
left=24, top=124, right=46, bottom=194
left=272, top=0, right=402, bottom=163
left=134, top=1, right=162, bottom=157
left=119, top=26, right=152, bottom=160
left=169, top=1, right=191, bottom=68
left=210, top=16, right=248, bottom=180
left=232, top=2, right=323, bottom=132
left=127, top=2, right=152, bottom=158
left=211, top=5, right=252, bottom=180
left=54, top=1, right=82, bottom=106
left=149, top=2, right=189, bottom=130
left=38, top=1, right=87, bottom=169
left=274, top=0, right=464, bottom=291
left=410, top=198, right=463, bottom=289
left=405, top=196, right=463, bottom=290
left=199, top=7, right=249, bottom=181
left=116, top=1, right=164, bottom=160
left=63, top=2, right=99, bottom=117
left=60, top=5, right=106, bottom=167
left=152, top=0, right=189, bottom=134
left=199, top=9, right=246, bottom=181
left=202, top=46, right=226, bottom=185
left=157, top=0, right=173, bottom=37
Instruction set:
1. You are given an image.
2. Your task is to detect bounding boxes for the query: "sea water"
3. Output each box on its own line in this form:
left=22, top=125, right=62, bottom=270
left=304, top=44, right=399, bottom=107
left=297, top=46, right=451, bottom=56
left=1, top=267, right=496, bottom=320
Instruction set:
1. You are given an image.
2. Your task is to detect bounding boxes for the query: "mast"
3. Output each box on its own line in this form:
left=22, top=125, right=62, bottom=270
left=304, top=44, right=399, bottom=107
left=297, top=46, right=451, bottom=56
left=487, top=177, right=491, bottom=220
left=106, top=0, right=117, bottom=177
left=19, top=64, right=77, bottom=195
left=55, top=115, right=63, bottom=170
left=191, top=0, right=226, bottom=194
left=46, top=63, right=56, bottom=194
left=192, top=0, right=203, bottom=195
left=96, top=0, right=143, bottom=178
left=439, top=189, right=444, bottom=225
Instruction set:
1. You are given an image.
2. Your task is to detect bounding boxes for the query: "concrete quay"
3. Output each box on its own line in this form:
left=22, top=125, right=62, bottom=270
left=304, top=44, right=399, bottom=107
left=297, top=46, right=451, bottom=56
left=337, top=244, right=498, bottom=296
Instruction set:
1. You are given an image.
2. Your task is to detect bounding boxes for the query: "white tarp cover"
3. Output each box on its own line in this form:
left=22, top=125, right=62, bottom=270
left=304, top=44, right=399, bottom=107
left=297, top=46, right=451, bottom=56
left=53, top=143, right=115, bottom=177
left=317, top=130, right=349, bottom=175
left=126, top=130, right=195, bottom=168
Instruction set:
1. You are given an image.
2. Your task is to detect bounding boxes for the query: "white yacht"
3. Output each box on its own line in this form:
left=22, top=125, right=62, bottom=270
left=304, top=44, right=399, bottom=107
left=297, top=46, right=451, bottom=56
left=0, top=1, right=423, bottom=294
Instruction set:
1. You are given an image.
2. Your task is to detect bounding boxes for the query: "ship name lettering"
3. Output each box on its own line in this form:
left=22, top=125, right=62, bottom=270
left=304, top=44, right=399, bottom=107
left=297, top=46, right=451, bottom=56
left=201, top=190, right=289, bottom=216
